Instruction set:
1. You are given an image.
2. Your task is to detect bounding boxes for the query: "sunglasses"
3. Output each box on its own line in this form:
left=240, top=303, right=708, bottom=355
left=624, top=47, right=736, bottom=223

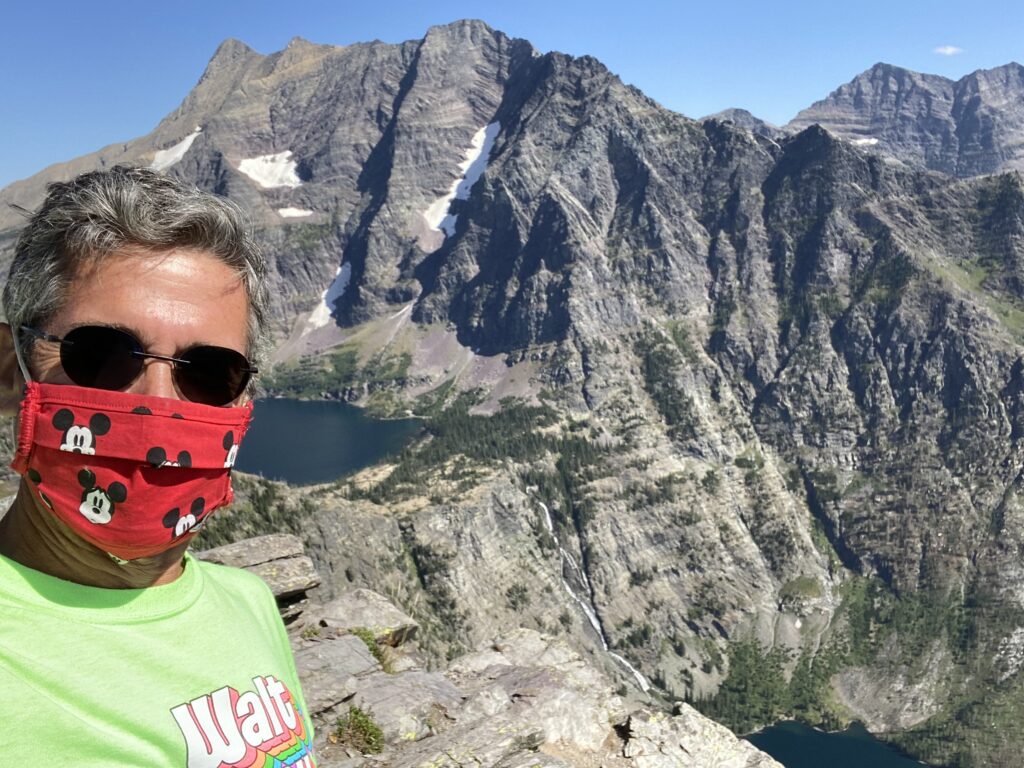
left=20, top=325, right=258, bottom=406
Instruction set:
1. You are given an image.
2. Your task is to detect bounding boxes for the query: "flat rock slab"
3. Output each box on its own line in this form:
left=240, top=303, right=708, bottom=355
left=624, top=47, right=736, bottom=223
left=247, top=555, right=321, bottom=599
left=448, top=628, right=612, bottom=703
left=198, top=533, right=306, bottom=567
left=351, top=670, right=463, bottom=742
left=385, top=720, right=558, bottom=768
left=452, top=664, right=610, bottom=753
left=448, top=630, right=618, bottom=753
left=497, top=753, right=572, bottom=768
left=295, top=635, right=380, bottom=715
left=623, top=708, right=784, bottom=768
left=311, top=588, right=419, bottom=646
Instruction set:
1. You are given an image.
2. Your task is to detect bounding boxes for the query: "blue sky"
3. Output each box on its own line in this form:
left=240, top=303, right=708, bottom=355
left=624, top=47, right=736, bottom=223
left=2, top=0, right=1021, bottom=188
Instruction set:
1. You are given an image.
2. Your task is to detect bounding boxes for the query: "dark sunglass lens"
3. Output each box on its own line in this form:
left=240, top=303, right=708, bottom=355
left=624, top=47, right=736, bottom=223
left=176, top=346, right=251, bottom=406
left=61, top=326, right=142, bottom=390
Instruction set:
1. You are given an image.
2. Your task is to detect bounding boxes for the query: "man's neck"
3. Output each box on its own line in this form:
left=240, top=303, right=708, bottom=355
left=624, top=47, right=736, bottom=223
left=0, top=483, right=187, bottom=588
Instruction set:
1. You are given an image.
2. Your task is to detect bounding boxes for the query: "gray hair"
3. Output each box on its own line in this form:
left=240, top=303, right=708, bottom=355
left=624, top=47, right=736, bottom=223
left=4, top=166, right=270, bottom=369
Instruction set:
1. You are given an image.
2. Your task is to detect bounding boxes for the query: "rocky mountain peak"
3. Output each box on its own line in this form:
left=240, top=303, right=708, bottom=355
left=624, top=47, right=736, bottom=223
left=702, top=108, right=781, bottom=139
left=789, top=60, right=1024, bottom=176
left=284, top=35, right=316, bottom=50
left=955, top=62, right=1024, bottom=119
left=423, top=17, right=500, bottom=40
left=959, top=60, right=1024, bottom=86
left=205, top=37, right=261, bottom=70
left=861, top=60, right=950, bottom=84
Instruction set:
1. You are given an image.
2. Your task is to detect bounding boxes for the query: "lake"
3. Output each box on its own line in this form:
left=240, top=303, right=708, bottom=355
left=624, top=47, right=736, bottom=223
left=747, top=721, right=929, bottom=767
left=233, top=398, right=422, bottom=485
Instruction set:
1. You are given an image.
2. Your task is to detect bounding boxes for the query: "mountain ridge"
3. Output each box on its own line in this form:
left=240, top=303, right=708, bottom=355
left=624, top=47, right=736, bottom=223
left=787, top=60, right=1024, bottom=176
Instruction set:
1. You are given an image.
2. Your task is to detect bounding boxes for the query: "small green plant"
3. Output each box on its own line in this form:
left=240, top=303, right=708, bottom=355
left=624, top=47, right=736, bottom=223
left=333, top=705, right=384, bottom=754
left=300, top=625, right=322, bottom=640
left=506, top=582, right=530, bottom=611
left=701, top=469, right=721, bottom=493
left=351, top=627, right=391, bottom=671
left=629, top=568, right=654, bottom=587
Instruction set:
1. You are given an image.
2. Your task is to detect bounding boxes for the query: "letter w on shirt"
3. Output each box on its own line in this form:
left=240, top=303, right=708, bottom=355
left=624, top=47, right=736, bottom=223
left=171, top=686, right=257, bottom=768
left=170, top=676, right=310, bottom=768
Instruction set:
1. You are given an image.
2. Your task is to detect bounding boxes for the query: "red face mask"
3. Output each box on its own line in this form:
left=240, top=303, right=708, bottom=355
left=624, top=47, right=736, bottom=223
left=11, top=382, right=252, bottom=561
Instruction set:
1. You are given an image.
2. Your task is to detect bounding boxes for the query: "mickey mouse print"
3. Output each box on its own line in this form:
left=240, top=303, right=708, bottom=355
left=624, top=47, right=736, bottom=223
left=12, top=381, right=252, bottom=560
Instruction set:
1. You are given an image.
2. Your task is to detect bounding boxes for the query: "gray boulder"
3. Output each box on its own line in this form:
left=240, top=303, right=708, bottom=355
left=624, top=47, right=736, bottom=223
left=294, top=634, right=380, bottom=716
left=310, top=588, right=420, bottom=646
left=623, top=707, right=784, bottom=768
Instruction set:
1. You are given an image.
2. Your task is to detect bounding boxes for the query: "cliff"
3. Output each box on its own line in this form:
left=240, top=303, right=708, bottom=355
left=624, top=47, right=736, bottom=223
left=201, top=534, right=782, bottom=767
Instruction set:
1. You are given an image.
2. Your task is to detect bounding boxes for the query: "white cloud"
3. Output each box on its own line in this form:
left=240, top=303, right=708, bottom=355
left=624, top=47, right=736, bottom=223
left=934, top=45, right=964, bottom=56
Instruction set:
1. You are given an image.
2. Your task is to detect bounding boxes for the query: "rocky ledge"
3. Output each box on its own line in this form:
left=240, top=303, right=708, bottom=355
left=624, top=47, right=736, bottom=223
left=200, top=534, right=782, bottom=768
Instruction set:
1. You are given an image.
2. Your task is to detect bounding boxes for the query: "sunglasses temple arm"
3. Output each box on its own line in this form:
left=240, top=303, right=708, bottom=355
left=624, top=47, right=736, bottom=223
left=10, top=326, right=33, bottom=385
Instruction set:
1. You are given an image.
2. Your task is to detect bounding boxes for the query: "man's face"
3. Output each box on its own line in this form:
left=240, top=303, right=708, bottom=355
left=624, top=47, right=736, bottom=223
left=31, top=247, right=250, bottom=404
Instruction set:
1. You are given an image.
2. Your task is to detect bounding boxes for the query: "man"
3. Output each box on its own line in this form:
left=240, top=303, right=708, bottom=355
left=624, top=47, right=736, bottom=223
left=0, top=166, right=316, bottom=766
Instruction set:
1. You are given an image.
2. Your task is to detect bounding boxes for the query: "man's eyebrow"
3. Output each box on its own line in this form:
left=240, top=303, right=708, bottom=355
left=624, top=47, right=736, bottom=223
left=66, top=321, right=241, bottom=355
left=67, top=322, right=153, bottom=349
left=66, top=321, right=139, bottom=337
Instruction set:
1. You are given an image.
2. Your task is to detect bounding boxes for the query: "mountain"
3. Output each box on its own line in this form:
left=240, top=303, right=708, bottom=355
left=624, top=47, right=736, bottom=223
left=788, top=61, right=1024, bottom=177
left=5, top=22, right=1024, bottom=767
left=703, top=108, right=782, bottom=139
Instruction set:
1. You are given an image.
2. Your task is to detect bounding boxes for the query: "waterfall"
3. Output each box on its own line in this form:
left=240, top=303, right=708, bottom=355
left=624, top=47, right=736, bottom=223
left=538, top=500, right=650, bottom=692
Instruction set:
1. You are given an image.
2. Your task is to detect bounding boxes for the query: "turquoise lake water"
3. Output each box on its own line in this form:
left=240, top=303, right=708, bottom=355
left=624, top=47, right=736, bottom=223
left=233, top=398, right=422, bottom=485
left=747, top=721, right=929, bottom=767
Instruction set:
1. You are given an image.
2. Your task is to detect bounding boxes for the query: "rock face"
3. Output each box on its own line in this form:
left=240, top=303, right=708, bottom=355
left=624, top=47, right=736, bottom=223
left=703, top=108, right=782, bottom=140
left=7, top=23, right=1024, bottom=768
left=198, top=533, right=320, bottom=621
left=787, top=61, right=1024, bottom=176
left=307, top=588, right=420, bottom=647
left=311, top=601, right=780, bottom=765
left=623, top=708, right=781, bottom=768
left=218, top=537, right=783, bottom=766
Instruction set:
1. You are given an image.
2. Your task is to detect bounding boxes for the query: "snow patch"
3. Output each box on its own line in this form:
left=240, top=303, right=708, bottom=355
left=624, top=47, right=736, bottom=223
left=238, top=151, right=302, bottom=188
left=150, top=127, right=202, bottom=171
left=278, top=207, right=314, bottom=218
left=423, top=122, right=501, bottom=238
left=306, top=263, right=351, bottom=330
left=388, top=303, right=413, bottom=321
left=852, top=137, right=879, bottom=146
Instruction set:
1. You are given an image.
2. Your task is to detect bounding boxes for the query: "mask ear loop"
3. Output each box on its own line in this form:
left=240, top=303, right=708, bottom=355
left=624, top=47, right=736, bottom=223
left=10, top=326, right=32, bottom=385
left=11, top=326, right=128, bottom=566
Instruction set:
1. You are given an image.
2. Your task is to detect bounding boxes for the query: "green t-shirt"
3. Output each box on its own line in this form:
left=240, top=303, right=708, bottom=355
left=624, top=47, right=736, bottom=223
left=0, top=552, right=316, bottom=766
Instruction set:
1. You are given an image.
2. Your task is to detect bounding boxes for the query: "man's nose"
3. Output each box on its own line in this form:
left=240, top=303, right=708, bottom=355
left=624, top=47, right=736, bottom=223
left=128, top=358, right=182, bottom=400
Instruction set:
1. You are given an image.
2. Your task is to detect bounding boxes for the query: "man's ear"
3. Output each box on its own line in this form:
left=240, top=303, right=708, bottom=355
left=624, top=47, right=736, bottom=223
left=0, top=323, right=25, bottom=413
